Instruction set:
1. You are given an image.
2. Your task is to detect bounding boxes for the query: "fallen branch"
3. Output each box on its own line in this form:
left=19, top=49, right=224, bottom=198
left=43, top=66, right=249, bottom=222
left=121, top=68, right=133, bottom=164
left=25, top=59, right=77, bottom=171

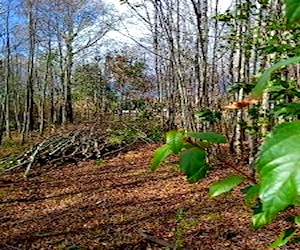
left=24, top=140, right=47, bottom=177
left=138, top=228, right=174, bottom=248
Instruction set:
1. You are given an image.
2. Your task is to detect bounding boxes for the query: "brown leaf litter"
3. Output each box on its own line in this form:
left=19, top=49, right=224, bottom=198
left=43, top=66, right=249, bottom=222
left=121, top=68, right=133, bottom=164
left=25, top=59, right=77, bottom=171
left=0, top=144, right=299, bottom=249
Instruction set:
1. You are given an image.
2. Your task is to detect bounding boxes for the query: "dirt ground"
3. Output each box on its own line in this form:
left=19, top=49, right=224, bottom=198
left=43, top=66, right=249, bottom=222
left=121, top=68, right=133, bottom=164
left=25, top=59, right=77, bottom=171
left=0, top=144, right=299, bottom=249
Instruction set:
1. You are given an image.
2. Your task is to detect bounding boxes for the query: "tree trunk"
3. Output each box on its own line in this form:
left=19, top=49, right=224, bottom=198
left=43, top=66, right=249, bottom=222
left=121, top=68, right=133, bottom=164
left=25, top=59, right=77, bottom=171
left=4, top=4, right=11, bottom=139
left=21, top=1, right=36, bottom=144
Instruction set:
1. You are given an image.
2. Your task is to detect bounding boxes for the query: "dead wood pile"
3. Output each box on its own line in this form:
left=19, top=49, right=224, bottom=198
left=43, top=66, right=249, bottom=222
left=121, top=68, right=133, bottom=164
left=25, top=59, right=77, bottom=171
left=1, top=123, right=149, bottom=177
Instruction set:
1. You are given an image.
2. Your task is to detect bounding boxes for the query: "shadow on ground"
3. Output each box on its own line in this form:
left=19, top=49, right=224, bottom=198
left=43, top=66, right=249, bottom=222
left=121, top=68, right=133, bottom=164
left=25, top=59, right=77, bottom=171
left=0, top=144, right=299, bottom=249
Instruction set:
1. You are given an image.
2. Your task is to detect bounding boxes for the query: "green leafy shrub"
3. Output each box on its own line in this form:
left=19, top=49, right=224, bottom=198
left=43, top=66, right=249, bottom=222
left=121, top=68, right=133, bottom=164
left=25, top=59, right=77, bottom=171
left=146, top=127, right=164, bottom=142
left=273, top=103, right=300, bottom=118
left=195, top=109, right=222, bottom=125
left=150, top=130, right=227, bottom=183
left=105, top=128, right=138, bottom=146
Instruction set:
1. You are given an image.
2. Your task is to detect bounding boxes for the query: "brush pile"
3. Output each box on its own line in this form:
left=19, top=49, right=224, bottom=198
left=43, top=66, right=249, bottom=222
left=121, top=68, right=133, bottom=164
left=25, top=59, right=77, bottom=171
left=1, top=121, right=151, bottom=177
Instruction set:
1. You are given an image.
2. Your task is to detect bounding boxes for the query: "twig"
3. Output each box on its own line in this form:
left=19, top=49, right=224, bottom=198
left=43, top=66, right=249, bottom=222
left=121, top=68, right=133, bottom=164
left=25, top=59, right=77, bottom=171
left=138, top=228, right=174, bottom=248
left=216, top=155, right=257, bottom=184
left=102, top=139, right=138, bottom=157
left=4, top=243, right=22, bottom=250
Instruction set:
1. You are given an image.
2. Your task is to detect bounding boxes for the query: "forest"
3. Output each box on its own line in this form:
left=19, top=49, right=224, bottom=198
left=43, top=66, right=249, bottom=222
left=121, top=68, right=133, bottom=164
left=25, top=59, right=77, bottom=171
left=1, top=0, right=300, bottom=249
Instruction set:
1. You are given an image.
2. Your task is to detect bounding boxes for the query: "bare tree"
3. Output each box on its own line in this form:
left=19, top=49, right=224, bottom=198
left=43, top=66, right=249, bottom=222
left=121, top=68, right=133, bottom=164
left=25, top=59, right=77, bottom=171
left=21, top=0, right=36, bottom=144
left=39, top=0, right=117, bottom=123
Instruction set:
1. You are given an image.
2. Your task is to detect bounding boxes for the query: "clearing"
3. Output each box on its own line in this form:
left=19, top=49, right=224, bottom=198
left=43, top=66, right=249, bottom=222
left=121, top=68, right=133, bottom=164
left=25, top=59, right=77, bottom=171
left=0, top=143, right=299, bottom=249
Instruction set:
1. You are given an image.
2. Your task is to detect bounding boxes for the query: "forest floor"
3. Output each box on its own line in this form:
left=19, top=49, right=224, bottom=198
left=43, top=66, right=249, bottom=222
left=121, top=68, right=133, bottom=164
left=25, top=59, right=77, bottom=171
left=0, top=143, right=300, bottom=250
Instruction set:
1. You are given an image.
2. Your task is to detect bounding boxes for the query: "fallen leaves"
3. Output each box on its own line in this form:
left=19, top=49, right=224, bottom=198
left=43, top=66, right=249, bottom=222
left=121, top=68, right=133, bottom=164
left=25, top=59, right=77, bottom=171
left=0, top=144, right=299, bottom=249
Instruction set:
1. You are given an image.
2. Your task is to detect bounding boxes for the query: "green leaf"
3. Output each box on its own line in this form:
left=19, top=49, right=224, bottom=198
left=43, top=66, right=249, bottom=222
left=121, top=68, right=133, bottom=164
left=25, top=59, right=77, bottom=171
left=295, top=216, right=300, bottom=225
left=285, top=0, right=300, bottom=24
left=244, top=185, right=260, bottom=207
left=195, top=109, right=213, bottom=118
left=166, top=130, right=184, bottom=154
left=209, top=175, right=245, bottom=198
left=150, top=144, right=172, bottom=171
left=196, top=141, right=211, bottom=148
left=252, top=56, right=300, bottom=98
left=187, top=164, right=209, bottom=184
left=195, top=109, right=222, bottom=124
left=254, top=121, right=300, bottom=227
left=273, top=103, right=300, bottom=118
left=269, top=228, right=296, bottom=248
left=179, top=147, right=208, bottom=182
left=252, top=212, right=270, bottom=228
left=186, top=132, right=227, bottom=144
